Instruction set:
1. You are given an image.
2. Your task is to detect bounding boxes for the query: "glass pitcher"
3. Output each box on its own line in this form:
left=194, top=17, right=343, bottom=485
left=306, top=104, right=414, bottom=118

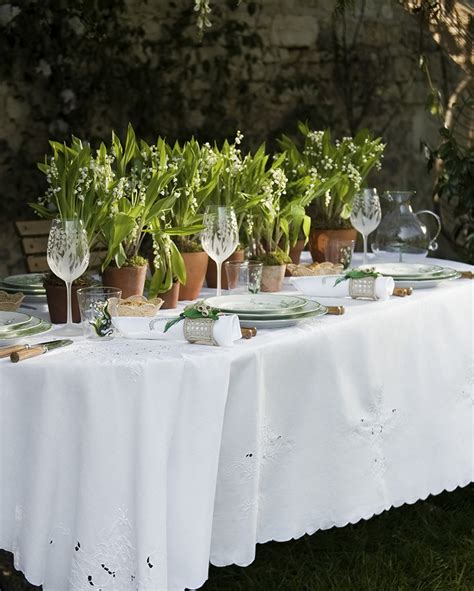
left=372, top=191, right=441, bottom=262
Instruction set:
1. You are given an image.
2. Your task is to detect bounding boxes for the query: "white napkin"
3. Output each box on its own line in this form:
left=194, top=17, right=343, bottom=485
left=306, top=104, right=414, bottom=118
left=290, top=274, right=395, bottom=301
left=111, top=314, right=242, bottom=346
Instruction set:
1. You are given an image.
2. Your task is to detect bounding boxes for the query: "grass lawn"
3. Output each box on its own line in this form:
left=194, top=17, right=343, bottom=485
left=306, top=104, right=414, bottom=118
left=1, top=484, right=472, bottom=591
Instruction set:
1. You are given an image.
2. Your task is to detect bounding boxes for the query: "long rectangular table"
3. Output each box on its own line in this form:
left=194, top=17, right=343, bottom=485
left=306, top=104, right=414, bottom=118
left=0, top=257, right=472, bottom=590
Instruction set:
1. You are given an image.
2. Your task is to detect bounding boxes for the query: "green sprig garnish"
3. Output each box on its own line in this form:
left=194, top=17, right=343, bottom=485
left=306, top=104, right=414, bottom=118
left=164, top=300, right=221, bottom=332
left=334, top=268, right=381, bottom=286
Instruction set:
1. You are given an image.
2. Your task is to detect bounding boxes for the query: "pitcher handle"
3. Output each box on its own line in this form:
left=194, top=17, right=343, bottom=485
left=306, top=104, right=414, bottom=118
left=415, top=210, right=441, bottom=251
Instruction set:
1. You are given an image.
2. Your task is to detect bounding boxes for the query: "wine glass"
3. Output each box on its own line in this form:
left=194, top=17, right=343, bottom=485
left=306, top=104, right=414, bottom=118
left=201, top=206, right=239, bottom=296
left=47, top=218, right=90, bottom=336
left=350, top=188, right=382, bottom=265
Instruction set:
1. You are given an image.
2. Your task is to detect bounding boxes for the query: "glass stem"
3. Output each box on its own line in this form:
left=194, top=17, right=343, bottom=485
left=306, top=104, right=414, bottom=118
left=362, top=234, right=368, bottom=266
left=66, top=281, right=73, bottom=326
left=216, top=261, right=222, bottom=297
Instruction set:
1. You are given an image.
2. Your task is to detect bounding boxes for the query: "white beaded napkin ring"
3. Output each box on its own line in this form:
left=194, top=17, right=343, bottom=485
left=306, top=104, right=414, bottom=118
left=349, top=277, right=377, bottom=300
left=183, top=317, right=218, bottom=346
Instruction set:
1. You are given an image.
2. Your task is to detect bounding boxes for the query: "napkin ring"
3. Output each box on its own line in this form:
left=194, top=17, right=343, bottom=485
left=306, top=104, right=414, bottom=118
left=349, top=277, right=377, bottom=300
left=183, top=317, right=217, bottom=346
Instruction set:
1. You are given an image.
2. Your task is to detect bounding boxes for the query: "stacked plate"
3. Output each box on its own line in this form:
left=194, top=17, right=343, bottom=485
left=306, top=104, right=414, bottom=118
left=0, top=310, right=51, bottom=345
left=0, top=273, right=47, bottom=303
left=204, top=294, right=327, bottom=328
left=359, top=263, right=461, bottom=289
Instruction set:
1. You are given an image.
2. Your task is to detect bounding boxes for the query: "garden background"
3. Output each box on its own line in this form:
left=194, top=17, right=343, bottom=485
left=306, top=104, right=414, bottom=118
left=0, top=0, right=471, bottom=276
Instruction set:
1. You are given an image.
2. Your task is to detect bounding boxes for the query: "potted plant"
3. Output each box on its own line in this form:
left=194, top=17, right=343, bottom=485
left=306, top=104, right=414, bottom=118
left=204, top=133, right=274, bottom=288
left=249, top=165, right=291, bottom=292
left=43, top=272, right=95, bottom=324
left=31, top=136, right=113, bottom=319
left=100, top=126, right=179, bottom=298
left=278, top=139, right=342, bottom=270
left=162, top=139, right=219, bottom=300
left=280, top=123, right=385, bottom=262
left=147, top=227, right=187, bottom=309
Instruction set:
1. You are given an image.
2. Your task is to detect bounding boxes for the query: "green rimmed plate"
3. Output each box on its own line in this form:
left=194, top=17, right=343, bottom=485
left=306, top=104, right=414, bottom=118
left=3, top=273, right=46, bottom=289
left=0, top=319, right=52, bottom=344
left=236, top=299, right=326, bottom=320
left=0, top=311, right=32, bottom=331
left=205, top=294, right=307, bottom=316
left=239, top=301, right=327, bottom=329
left=394, top=272, right=462, bottom=289
left=358, top=262, right=445, bottom=279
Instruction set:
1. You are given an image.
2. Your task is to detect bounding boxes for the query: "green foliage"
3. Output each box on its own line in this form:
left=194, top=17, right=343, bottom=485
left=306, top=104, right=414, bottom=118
left=31, top=138, right=113, bottom=248
left=164, top=300, right=221, bottom=332
left=280, top=123, right=385, bottom=229
left=424, top=127, right=474, bottom=263
left=251, top=249, right=291, bottom=266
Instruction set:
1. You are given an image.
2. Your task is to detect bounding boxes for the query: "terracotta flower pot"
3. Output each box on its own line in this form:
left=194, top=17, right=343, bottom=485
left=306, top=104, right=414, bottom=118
left=102, top=264, right=148, bottom=299
left=261, top=265, right=286, bottom=292
left=206, top=249, right=245, bottom=289
left=45, top=283, right=82, bottom=324
left=159, top=282, right=180, bottom=309
left=179, top=251, right=209, bottom=301
left=285, top=239, right=306, bottom=276
left=309, top=228, right=358, bottom=263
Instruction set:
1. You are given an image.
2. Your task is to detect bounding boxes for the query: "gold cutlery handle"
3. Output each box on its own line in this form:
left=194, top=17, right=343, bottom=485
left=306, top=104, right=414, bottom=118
left=0, top=344, right=28, bottom=359
left=460, top=271, right=474, bottom=279
left=327, top=306, right=345, bottom=315
left=11, top=346, right=46, bottom=363
left=241, top=327, right=257, bottom=339
left=393, top=287, right=413, bottom=297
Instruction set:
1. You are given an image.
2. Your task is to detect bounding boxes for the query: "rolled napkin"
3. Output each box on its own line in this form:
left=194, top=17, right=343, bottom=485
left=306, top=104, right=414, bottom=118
left=111, top=314, right=242, bottom=346
left=290, top=274, right=395, bottom=301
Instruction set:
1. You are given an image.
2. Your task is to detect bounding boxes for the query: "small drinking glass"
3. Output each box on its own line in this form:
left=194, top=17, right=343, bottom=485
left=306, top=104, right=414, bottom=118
left=350, top=188, right=382, bottom=265
left=77, top=287, right=122, bottom=339
left=200, top=206, right=239, bottom=296
left=225, top=261, right=249, bottom=293
left=247, top=262, right=263, bottom=294
left=325, top=239, right=356, bottom=269
left=47, top=218, right=90, bottom=336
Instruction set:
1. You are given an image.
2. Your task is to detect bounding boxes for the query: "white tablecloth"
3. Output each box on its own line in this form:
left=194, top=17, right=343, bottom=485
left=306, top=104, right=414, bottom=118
left=0, top=257, right=472, bottom=591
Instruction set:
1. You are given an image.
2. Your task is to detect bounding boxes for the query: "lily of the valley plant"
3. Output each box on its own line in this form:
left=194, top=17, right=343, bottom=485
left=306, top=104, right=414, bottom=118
left=280, top=122, right=385, bottom=229
left=33, top=137, right=114, bottom=249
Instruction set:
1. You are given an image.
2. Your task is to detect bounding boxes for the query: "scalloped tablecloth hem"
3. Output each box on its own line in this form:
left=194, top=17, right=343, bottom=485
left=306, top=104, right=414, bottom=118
left=209, top=478, right=473, bottom=569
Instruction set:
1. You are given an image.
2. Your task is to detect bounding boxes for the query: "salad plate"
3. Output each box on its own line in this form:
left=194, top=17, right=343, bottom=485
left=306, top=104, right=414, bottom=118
left=205, top=294, right=307, bottom=316
left=0, top=311, right=32, bottom=331
left=237, top=299, right=326, bottom=320
left=239, top=308, right=327, bottom=329
left=0, top=319, right=52, bottom=345
left=239, top=299, right=327, bottom=328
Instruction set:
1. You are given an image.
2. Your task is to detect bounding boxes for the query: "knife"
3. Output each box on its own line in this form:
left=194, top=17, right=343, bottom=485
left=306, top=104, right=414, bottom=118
left=9, top=339, right=73, bottom=363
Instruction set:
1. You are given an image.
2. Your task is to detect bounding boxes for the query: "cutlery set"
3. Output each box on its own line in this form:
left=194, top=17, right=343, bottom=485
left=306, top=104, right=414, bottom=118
left=0, top=339, right=72, bottom=362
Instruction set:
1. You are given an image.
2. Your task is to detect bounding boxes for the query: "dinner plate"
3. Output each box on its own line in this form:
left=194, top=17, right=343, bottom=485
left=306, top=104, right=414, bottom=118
left=359, top=262, right=445, bottom=278
left=0, top=281, right=46, bottom=295
left=0, top=315, right=43, bottom=336
left=0, top=319, right=52, bottom=344
left=0, top=311, right=32, bottom=331
left=239, top=301, right=327, bottom=328
left=394, top=272, right=461, bottom=289
left=3, top=273, right=45, bottom=289
left=205, top=294, right=307, bottom=315
left=236, top=299, right=326, bottom=320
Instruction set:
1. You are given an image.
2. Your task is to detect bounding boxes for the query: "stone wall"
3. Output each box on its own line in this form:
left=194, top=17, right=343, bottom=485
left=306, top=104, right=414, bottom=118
left=0, top=0, right=463, bottom=275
